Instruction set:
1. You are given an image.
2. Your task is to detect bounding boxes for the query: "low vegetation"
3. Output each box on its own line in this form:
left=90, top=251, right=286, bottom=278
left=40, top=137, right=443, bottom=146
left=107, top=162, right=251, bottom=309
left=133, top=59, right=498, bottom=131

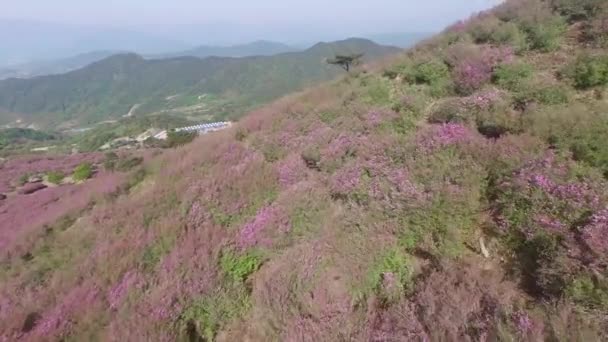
left=1, top=0, right=608, bottom=341
left=72, top=163, right=93, bottom=181
left=46, top=171, right=65, bottom=185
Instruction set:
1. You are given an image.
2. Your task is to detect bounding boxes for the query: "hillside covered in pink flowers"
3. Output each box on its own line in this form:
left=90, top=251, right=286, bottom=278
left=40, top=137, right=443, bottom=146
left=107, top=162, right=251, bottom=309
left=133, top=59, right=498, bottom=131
left=2, top=0, right=608, bottom=340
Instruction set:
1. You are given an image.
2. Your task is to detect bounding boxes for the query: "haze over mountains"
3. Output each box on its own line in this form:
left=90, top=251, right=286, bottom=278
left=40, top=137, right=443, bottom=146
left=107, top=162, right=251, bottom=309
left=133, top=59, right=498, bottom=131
left=0, top=19, right=190, bottom=66
left=0, top=38, right=400, bottom=128
left=0, top=17, right=429, bottom=81
left=0, top=41, right=299, bottom=81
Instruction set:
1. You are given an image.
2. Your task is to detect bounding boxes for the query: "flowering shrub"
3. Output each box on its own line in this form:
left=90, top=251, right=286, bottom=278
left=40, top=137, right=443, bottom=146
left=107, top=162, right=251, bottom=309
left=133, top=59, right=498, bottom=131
left=323, top=134, right=355, bottom=161
left=238, top=205, right=288, bottom=248
left=581, top=208, right=608, bottom=255
left=492, top=152, right=608, bottom=301
left=461, top=88, right=504, bottom=112
left=416, top=123, right=475, bottom=152
left=329, top=162, right=362, bottom=198
left=364, top=109, right=398, bottom=127
left=276, top=154, right=307, bottom=187
left=511, top=311, right=534, bottom=336
left=32, top=284, right=100, bottom=338
left=107, top=271, right=142, bottom=310
left=452, top=46, right=514, bottom=95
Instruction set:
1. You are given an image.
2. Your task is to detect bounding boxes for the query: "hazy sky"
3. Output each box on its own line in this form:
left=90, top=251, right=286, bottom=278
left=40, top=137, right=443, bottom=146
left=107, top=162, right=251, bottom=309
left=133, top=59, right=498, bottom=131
left=3, top=0, right=502, bottom=42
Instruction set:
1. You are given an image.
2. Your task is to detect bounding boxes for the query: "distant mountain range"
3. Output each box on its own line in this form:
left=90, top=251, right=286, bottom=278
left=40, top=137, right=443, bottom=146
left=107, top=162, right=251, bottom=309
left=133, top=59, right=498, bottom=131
left=0, top=38, right=400, bottom=129
left=0, top=18, right=430, bottom=80
left=151, top=40, right=298, bottom=59
left=0, top=51, right=121, bottom=80
left=0, top=41, right=297, bottom=81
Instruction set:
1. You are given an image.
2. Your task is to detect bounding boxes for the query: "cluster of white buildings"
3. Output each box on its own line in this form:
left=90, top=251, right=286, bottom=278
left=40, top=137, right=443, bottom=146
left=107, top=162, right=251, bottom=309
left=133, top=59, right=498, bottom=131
left=153, top=121, right=232, bottom=140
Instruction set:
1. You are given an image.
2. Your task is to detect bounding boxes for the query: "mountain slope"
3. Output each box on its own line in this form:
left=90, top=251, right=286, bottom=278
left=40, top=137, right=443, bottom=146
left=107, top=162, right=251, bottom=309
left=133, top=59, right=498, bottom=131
left=2, top=0, right=608, bottom=340
left=0, top=38, right=399, bottom=128
left=365, top=32, right=434, bottom=48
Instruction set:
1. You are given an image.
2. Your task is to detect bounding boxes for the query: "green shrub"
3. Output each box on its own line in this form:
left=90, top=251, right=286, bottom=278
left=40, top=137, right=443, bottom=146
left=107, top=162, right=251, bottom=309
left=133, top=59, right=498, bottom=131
left=220, top=250, right=263, bottom=283
left=363, top=77, right=392, bottom=105
left=569, top=55, right=608, bottom=89
left=490, top=22, right=528, bottom=53
left=428, top=98, right=466, bottom=123
left=469, top=18, right=528, bottom=53
left=72, top=163, right=93, bottom=181
left=527, top=104, right=608, bottom=178
left=262, top=144, right=283, bottom=163
left=116, top=156, right=144, bottom=172
left=552, top=0, right=604, bottom=22
left=566, top=276, right=608, bottom=310
left=301, top=148, right=321, bottom=170
left=427, top=79, right=455, bottom=98
left=523, top=16, right=567, bottom=52
left=493, top=63, right=533, bottom=91
left=513, top=83, right=569, bottom=107
left=411, top=60, right=450, bottom=85
left=368, top=249, right=412, bottom=302
left=532, top=85, right=570, bottom=105
left=141, top=236, right=174, bottom=272
left=235, top=128, right=248, bottom=141
left=166, top=130, right=197, bottom=148
left=18, top=173, right=30, bottom=186
left=570, top=127, right=608, bottom=178
left=180, top=286, right=250, bottom=341
left=103, top=152, right=119, bottom=171
left=468, top=16, right=502, bottom=44
left=476, top=110, right=523, bottom=138
left=46, top=171, right=64, bottom=185
left=320, top=111, right=341, bottom=125
left=382, top=69, right=399, bottom=80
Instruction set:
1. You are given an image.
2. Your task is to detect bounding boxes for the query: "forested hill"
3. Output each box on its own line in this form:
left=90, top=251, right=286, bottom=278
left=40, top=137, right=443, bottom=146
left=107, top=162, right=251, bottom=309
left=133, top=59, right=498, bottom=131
left=0, top=38, right=399, bottom=128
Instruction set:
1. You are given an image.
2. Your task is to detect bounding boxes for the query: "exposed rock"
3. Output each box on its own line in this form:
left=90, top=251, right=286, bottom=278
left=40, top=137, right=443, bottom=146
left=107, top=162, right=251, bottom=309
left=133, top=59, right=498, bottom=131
left=28, top=176, right=43, bottom=183
left=21, top=312, right=41, bottom=333
left=18, top=183, right=47, bottom=195
left=0, top=193, right=6, bottom=200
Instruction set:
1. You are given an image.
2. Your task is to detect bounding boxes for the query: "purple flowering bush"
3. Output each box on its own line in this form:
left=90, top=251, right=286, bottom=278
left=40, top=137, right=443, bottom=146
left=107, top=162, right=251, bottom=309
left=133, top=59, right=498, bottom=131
left=238, top=204, right=289, bottom=249
left=415, top=123, right=477, bottom=153
left=451, top=46, right=514, bottom=95
left=491, top=151, right=608, bottom=304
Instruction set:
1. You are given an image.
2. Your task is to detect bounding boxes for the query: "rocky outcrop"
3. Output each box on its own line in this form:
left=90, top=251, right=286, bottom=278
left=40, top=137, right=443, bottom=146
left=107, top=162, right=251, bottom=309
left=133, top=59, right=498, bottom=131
left=18, top=183, right=47, bottom=195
